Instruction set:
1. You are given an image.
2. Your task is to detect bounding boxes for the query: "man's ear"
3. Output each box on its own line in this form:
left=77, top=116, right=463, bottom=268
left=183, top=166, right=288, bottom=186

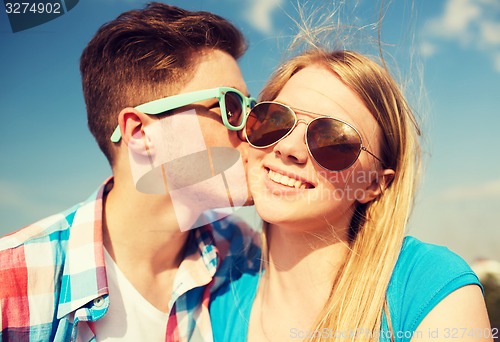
left=117, top=108, right=157, bottom=156
left=357, top=168, right=395, bottom=204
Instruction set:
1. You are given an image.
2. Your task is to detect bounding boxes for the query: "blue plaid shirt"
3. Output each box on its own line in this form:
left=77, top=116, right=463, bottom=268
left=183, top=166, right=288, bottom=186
left=0, top=178, right=260, bottom=341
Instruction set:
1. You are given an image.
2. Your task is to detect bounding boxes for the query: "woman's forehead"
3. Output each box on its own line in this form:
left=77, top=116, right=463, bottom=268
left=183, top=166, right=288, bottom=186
left=275, top=65, right=382, bottom=142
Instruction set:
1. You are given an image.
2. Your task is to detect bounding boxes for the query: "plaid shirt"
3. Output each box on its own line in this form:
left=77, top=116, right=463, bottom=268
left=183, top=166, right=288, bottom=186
left=0, top=178, right=260, bottom=341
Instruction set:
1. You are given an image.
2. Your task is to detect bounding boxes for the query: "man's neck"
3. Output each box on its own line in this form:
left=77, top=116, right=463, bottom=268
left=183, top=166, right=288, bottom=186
left=102, top=180, right=190, bottom=312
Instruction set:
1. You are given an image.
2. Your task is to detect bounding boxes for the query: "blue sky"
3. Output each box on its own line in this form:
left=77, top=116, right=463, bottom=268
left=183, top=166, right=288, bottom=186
left=0, top=0, right=498, bottom=262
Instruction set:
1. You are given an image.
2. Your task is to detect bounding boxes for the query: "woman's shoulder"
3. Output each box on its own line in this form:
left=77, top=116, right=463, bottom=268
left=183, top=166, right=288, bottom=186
left=394, top=236, right=478, bottom=281
left=390, top=236, right=481, bottom=300
left=386, top=236, right=482, bottom=336
left=398, top=236, right=471, bottom=267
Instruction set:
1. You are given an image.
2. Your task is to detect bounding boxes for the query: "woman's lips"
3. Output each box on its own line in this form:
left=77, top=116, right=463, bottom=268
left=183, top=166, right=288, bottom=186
left=264, top=167, right=314, bottom=190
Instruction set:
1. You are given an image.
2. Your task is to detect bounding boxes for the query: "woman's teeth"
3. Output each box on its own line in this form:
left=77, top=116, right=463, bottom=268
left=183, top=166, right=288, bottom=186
left=268, top=169, right=308, bottom=189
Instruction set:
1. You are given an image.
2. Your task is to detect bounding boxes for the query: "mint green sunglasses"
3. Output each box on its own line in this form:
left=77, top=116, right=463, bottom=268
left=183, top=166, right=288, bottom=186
left=110, top=87, right=256, bottom=142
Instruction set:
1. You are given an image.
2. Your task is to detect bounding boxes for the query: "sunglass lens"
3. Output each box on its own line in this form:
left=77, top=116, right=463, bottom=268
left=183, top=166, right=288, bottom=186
left=245, top=103, right=296, bottom=147
left=307, top=118, right=361, bottom=171
left=224, top=91, right=244, bottom=127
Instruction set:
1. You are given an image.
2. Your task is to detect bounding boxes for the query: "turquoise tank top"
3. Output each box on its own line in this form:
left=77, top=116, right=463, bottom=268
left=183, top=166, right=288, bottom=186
left=210, top=236, right=481, bottom=341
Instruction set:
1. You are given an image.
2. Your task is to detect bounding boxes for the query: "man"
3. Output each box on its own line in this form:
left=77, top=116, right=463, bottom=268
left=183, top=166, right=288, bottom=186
left=0, top=3, right=259, bottom=341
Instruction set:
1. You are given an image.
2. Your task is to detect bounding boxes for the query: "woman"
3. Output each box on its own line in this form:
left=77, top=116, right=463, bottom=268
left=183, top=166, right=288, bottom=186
left=210, top=49, right=492, bottom=341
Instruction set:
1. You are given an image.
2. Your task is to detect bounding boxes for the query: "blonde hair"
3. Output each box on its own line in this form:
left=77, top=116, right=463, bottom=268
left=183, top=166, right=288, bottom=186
left=259, top=49, right=421, bottom=341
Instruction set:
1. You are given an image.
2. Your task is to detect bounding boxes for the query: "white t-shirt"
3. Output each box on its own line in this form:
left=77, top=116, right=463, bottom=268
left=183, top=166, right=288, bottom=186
left=94, top=249, right=169, bottom=341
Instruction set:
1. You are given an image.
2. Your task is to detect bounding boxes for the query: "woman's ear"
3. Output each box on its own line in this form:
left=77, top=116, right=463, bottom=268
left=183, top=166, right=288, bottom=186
left=357, top=168, right=395, bottom=204
left=118, top=107, right=154, bottom=155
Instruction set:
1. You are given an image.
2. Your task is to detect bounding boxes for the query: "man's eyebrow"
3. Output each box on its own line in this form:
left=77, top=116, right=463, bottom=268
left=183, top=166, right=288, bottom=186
left=228, top=85, right=251, bottom=97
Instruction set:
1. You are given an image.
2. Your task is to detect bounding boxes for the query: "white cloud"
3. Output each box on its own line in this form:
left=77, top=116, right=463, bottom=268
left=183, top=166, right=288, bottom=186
left=426, top=0, right=480, bottom=42
left=494, top=52, right=500, bottom=72
left=421, top=0, right=500, bottom=73
left=441, top=179, right=500, bottom=201
left=420, top=41, right=438, bottom=58
left=480, top=21, right=500, bottom=45
left=243, top=0, right=284, bottom=34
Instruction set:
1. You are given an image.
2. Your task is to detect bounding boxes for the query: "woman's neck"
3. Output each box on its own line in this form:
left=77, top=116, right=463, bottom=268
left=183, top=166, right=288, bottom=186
left=266, top=223, right=349, bottom=298
left=249, top=223, right=350, bottom=341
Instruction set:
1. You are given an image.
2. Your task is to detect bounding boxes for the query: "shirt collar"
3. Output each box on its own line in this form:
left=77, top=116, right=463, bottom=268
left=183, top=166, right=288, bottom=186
left=57, top=177, right=112, bottom=319
left=56, top=177, right=220, bottom=319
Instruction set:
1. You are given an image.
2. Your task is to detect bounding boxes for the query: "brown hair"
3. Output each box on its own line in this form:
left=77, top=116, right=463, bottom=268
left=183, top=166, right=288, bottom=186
left=80, top=2, right=246, bottom=165
left=260, top=49, right=421, bottom=341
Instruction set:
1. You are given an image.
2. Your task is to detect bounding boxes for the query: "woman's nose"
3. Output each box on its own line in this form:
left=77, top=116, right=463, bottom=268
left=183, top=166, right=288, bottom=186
left=272, top=121, right=309, bottom=166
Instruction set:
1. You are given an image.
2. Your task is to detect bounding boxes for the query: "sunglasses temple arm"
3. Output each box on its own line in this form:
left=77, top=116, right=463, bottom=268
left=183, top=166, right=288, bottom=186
left=361, top=146, right=385, bottom=166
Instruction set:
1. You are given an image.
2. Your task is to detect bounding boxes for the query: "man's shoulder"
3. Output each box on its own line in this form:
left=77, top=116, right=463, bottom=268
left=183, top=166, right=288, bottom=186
left=0, top=202, right=82, bottom=254
left=209, top=211, right=261, bottom=253
left=0, top=204, right=83, bottom=317
left=0, top=179, right=109, bottom=253
left=210, top=212, right=261, bottom=275
left=207, top=212, right=261, bottom=298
